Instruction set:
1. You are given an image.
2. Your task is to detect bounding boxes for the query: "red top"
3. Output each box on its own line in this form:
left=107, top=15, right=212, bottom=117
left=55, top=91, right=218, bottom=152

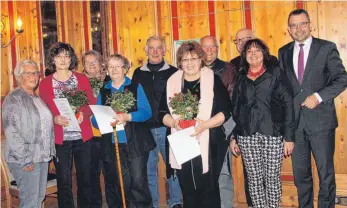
left=39, top=72, right=96, bottom=145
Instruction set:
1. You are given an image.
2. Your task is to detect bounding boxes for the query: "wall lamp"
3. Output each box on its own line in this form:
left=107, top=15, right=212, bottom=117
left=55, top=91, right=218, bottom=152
left=1, top=17, right=24, bottom=48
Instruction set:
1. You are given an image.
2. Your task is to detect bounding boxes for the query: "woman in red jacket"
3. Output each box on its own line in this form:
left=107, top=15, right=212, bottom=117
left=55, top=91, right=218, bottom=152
left=39, top=42, right=96, bottom=208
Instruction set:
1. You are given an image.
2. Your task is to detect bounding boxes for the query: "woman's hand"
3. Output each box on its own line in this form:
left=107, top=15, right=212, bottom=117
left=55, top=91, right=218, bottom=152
left=23, top=163, right=34, bottom=172
left=116, top=113, right=131, bottom=125
left=171, top=118, right=182, bottom=131
left=77, top=112, right=84, bottom=124
left=284, top=141, right=294, bottom=158
left=230, top=139, right=241, bottom=157
left=54, top=115, right=70, bottom=126
left=191, top=118, right=207, bottom=137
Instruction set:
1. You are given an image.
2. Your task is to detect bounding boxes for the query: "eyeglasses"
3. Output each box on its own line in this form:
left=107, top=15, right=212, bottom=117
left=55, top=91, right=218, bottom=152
left=288, top=21, right=310, bottom=29
left=21, top=71, right=40, bottom=77
left=181, top=57, right=199, bottom=65
left=109, top=65, right=125, bottom=70
left=233, top=37, right=252, bottom=44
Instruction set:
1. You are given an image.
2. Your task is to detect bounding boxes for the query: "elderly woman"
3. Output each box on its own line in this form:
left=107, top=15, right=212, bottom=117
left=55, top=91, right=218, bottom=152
left=2, top=59, right=55, bottom=207
left=81, top=50, right=112, bottom=208
left=230, top=38, right=295, bottom=208
left=82, top=50, right=110, bottom=86
left=39, top=42, right=95, bottom=208
left=158, top=41, right=232, bottom=208
left=92, top=54, right=155, bottom=208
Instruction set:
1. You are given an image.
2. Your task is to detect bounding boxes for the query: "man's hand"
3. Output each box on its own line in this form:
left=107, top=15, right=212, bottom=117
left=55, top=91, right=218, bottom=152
left=284, top=141, right=294, bottom=158
left=301, top=94, right=319, bottom=109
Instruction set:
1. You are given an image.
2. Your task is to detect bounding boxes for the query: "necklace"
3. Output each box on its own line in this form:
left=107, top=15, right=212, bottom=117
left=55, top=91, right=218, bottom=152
left=248, top=66, right=265, bottom=77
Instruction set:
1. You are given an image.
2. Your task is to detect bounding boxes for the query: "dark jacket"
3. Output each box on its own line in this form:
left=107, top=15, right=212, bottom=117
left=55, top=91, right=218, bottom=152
left=132, top=61, right=177, bottom=128
left=99, top=81, right=156, bottom=159
left=231, top=65, right=295, bottom=142
left=207, top=58, right=238, bottom=97
left=278, top=37, right=347, bottom=132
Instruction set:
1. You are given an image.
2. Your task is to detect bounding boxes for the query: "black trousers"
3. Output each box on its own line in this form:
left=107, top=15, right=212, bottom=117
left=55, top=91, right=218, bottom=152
left=91, top=138, right=122, bottom=208
left=54, top=139, right=92, bottom=208
left=177, top=156, right=221, bottom=208
left=292, top=117, right=336, bottom=208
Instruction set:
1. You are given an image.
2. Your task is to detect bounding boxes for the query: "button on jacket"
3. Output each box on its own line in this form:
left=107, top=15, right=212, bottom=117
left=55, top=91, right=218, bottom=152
left=231, top=65, right=295, bottom=142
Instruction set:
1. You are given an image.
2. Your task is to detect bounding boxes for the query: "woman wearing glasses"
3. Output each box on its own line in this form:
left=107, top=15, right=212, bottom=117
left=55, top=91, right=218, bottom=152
left=230, top=39, right=294, bottom=208
left=39, top=42, right=95, bottom=208
left=2, top=59, right=56, bottom=207
left=81, top=50, right=115, bottom=208
left=159, top=41, right=232, bottom=208
left=91, top=54, right=155, bottom=208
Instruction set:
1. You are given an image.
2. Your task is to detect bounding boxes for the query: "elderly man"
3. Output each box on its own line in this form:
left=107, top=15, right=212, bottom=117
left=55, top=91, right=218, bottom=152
left=279, top=9, right=347, bottom=208
left=132, top=36, right=183, bottom=208
left=230, top=28, right=278, bottom=71
left=200, top=35, right=237, bottom=208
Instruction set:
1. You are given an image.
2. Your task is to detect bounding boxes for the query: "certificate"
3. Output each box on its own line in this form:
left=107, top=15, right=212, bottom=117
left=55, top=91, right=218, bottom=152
left=53, top=98, right=81, bottom=132
left=89, top=105, right=124, bottom=134
left=168, top=127, right=201, bottom=165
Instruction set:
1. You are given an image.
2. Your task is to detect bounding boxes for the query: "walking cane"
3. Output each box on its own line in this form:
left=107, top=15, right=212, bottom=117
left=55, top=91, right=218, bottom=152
left=114, top=133, right=127, bottom=208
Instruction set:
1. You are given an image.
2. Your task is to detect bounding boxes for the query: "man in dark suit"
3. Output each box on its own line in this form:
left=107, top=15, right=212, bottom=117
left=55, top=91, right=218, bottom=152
left=278, top=9, right=347, bottom=208
left=230, top=28, right=278, bottom=71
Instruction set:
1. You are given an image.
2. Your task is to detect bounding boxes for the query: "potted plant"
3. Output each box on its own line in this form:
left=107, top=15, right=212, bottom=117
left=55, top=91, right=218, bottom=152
left=89, top=77, right=104, bottom=97
left=62, top=89, right=89, bottom=119
left=169, top=90, right=199, bottom=129
left=106, top=89, right=136, bottom=127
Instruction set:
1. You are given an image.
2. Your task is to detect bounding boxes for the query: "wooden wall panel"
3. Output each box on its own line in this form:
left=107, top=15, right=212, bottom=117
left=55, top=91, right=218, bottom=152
left=114, top=1, right=157, bottom=77
left=1, top=1, right=347, bottom=207
left=252, top=1, right=296, bottom=56
left=157, top=1, right=174, bottom=65
left=215, top=1, right=243, bottom=62
left=55, top=1, right=91, bottom=72
left=307, top=2, right=347, bottom=204
left=177, top=1, right=209, bottom=40
left=1, top=1, right=12, bottom=98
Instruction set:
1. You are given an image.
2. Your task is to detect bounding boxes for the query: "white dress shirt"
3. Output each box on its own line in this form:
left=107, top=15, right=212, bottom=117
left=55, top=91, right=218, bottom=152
left=292, top=36, right=322, bottom=103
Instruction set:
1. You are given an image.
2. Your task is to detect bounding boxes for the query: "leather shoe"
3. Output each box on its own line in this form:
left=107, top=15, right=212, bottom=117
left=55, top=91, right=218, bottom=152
left=172, top=204, right=183, bottom=208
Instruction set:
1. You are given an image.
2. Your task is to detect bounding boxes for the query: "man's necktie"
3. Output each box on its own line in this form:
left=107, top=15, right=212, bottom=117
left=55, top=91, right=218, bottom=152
left=298, top=43, right=305, bottom=84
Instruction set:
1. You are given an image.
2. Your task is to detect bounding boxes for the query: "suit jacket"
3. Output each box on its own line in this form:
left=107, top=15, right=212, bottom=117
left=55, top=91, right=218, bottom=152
left=278, top=37, right=347, bottom=132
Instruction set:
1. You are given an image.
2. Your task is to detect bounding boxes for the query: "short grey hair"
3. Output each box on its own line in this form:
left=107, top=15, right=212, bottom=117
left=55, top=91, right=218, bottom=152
left=14, top=59, right=39, bottom=82
left=144, top=35, right=166, bottom=54
left=82, top=50, right=103, bottom=69
left=106, top=54, right=131, bottom=73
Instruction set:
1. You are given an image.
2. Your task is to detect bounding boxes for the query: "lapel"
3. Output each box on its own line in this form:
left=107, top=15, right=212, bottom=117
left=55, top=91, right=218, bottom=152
left=302, top=37, right=321, bottom=84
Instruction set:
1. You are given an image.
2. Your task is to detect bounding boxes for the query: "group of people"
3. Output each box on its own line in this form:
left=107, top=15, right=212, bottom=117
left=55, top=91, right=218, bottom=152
left=2, top=8, right=347, bottom=208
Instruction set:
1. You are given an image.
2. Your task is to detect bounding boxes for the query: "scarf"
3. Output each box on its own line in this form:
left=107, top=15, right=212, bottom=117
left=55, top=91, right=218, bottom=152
left=166, top=66, right=214, bottom=173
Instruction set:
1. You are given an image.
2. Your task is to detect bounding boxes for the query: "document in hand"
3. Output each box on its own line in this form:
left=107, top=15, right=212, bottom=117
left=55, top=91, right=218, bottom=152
left=53, top=98, right=81, bottom=132
left=89, top=105, right=118, bottom=134
left=167, top=126, right=201, bottom=165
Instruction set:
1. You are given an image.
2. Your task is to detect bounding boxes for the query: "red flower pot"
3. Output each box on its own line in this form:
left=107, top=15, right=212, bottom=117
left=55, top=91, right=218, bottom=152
left=178, top=119, right=196, bottom=129
left=75, top=112, right=80, bottom=120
